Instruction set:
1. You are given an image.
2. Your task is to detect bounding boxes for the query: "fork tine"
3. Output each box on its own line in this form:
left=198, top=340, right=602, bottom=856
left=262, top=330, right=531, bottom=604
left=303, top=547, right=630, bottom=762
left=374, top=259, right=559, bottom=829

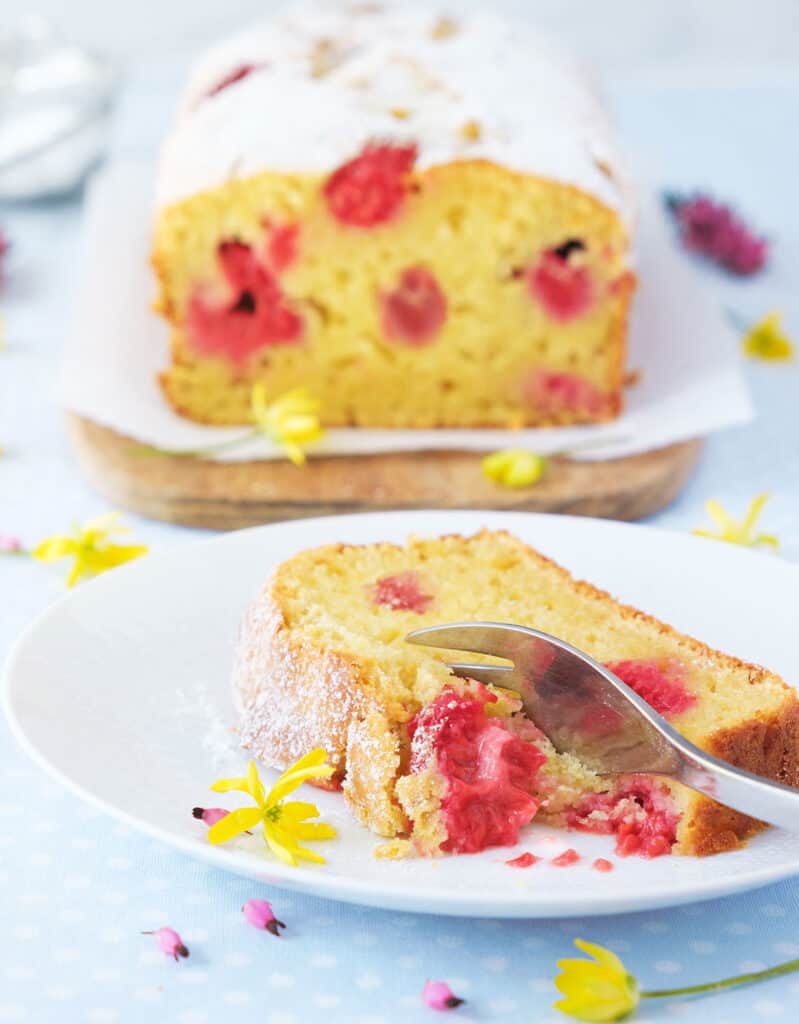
left=405, top=622, right=522, bottom=661
left=447, top=662, right=516, bottom=688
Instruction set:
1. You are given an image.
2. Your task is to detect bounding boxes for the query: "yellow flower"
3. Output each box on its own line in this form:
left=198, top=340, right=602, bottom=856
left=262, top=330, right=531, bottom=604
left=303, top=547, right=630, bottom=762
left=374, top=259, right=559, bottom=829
left=554, top=939, right=640, bottom=1022
left=31, top=512, right=148, bottom=587
left=251, top=384, right=324, bottom=466
left=207, top=752, right=337, bottom=866
left=693, top=493, right=778, bottom=550
left=741, top=312, right=794, bottom=362
left=482, top=449, right=547, bottom=488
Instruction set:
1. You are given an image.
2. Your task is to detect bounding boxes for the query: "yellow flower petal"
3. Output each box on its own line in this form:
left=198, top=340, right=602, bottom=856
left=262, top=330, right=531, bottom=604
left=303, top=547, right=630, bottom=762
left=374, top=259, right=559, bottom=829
left=482, top=449, right=547, bottom=489
left=693, top=494, right=778, bottom=550
left=250, top=385, right=324, bottom=465
left=267, top=764, right=335, bottom=806
left=278, top=748, right=330, bottom=774
left=83, top=544, right=149, bottom=575
left=290, top=821, right=338, bottom=841
left=279, top=801, right=324, bottom=824
left=267, top=749, right=334, bottom=804
left=553, top=993, right=635, bottom=1023
left=209, top=751, right=337, bottom=866
left=83, top=511, right=127, bottom=535
left=66, top=557, right=87, bottom=588
left=741, top=311, right=794, bottom=362
left=742, top=492, right=769, bottom=532
left=553, top=940, right=639, bottom=1022
left=31, top=537, right=76, bottom=562
left=704, top=499, right=735, bottom=531
left=262, top=822, right=299, bottom=866
left=573, top=939, right=627, bottom=975
left=206, top=806, right=263, bottom=845
left=31, top=514, right=146, bottom=586
left=210, top=775, right=249, bottom=794
left=246, top=760, right=266, bottom=806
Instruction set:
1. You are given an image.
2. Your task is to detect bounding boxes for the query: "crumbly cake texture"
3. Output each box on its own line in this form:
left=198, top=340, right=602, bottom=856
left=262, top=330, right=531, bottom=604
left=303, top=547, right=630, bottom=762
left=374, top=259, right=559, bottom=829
left=232, top=530, right=799, bottom=859
left=152, top=1, right=635, bottom=428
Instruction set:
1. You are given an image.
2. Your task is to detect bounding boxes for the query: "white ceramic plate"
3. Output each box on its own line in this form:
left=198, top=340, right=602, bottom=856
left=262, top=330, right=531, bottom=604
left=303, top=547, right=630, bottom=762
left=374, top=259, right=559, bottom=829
left=4, top=511, right=799, bottom=918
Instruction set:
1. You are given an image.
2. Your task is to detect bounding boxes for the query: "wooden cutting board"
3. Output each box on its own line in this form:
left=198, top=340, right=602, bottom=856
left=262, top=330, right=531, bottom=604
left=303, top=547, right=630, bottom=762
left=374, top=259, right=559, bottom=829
left=67, top=414, right=701, bottom=531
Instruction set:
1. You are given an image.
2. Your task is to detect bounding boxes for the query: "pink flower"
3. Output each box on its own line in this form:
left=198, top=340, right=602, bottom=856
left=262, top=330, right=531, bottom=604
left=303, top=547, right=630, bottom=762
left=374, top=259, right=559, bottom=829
left=422, top=980, right=465, bottom=1010
left=0, top=534, right=23, bottom=553
left=192, top=806, right=229, bottom=827
left=666, top=193, right=768, bottom=275
left=242, top=898, right=286, bottom=936
left=143, top=927, right=189, bottom=960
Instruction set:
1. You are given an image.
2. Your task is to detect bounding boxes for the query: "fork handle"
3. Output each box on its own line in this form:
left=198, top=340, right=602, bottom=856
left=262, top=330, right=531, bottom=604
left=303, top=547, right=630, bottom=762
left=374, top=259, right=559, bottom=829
left=674, top=736, right=799, bottom=834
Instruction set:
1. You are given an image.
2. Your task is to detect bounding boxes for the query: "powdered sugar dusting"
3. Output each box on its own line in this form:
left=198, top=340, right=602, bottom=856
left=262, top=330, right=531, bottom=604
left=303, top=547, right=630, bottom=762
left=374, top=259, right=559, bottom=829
left=156, top=1, right=632, bottom=221
left=173, top=683, right=241, bottom=770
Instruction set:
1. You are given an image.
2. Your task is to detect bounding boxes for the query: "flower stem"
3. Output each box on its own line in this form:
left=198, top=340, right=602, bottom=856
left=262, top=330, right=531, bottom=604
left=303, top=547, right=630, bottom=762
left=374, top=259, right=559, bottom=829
left=642, top=957, right=799, bottom=1000
left=127, top=429, right=260, bottom=459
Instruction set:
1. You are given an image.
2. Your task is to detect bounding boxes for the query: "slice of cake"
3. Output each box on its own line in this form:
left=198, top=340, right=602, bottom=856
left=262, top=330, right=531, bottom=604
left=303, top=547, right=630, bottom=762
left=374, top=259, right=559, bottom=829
left=152, top=2, right=635, bottom=428
left=232, top=530, right=799, bottom=858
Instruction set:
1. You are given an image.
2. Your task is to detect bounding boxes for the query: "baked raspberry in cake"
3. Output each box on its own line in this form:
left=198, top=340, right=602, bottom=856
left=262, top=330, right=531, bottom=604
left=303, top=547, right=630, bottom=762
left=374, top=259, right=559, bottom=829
left=152, top=2, right=634, bottom=428
left=232, top=530, right=799, bottom=859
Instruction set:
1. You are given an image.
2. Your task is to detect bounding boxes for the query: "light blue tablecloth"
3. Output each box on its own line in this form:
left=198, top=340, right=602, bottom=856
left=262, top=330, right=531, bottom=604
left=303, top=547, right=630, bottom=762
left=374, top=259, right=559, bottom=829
left=1, top=77, right=798, bottom=1024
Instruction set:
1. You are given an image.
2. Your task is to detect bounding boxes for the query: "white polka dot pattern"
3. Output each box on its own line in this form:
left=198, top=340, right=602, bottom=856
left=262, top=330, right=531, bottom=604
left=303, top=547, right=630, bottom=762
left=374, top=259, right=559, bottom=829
left=3, top=732, right=799, bottom=1023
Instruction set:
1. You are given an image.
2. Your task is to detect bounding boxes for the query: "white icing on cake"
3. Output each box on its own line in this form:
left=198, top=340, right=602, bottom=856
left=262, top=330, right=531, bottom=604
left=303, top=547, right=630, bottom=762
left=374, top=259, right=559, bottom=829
left=155, top=0, right=632, bottom=221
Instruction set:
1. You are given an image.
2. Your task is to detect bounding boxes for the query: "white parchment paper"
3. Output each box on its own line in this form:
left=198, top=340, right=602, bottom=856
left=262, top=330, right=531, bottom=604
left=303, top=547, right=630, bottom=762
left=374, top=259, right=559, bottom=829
left=63, top=161, right=753, bottom=462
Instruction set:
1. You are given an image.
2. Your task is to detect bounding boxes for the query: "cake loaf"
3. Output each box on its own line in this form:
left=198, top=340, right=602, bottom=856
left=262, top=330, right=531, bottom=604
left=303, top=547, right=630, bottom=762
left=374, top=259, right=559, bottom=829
left=152, top=2, right=635, bottom=428
left=232, top=530, right=799, bottom=858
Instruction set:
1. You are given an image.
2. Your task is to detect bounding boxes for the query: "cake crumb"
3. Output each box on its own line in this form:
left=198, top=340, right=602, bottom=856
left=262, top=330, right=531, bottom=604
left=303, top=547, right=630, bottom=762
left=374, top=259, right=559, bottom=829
left=432, top=16, right=459, bottom=40
left=375, top=839, right=414, bottom=859
left=390, top=107, right=411, bottom=120
left=623, top=368, right=643, bottom=389
left=309, top=38, right=344, bottom=78
left=460, top=119, right=482, bottom=142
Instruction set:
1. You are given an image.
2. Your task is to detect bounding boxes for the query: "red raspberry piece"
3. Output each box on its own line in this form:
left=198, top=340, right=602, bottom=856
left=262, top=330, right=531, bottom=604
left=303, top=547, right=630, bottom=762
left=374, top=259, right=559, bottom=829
left=324, top=143, right=417, bottom=227
left=186, top=241, right=303, bottom=366
left=606, top=659, right=697, bottom=719
left=525, top=370, right=605, bottom=416
left=528, top=249, right=594, bottom=321
left=592, top=858, right=614, bottom=872
left=266, top=223, right=300, bottom=273
left=372, top=571, right=432, bottom=613
left=381, top=267, right=447, bottom=345
left=408, top=691, right=546, bottom=854
left=552, top=848, right=580, bottom=867
left=207, top=63, right=256, bottom=98
left=505, top=852, right=540, bottom=868
left=566, top=782, right=678, bottom=859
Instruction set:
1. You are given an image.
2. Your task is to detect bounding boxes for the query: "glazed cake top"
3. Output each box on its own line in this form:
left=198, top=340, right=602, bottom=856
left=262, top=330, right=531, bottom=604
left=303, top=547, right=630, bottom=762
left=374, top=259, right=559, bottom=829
left=155, top=0, right=632, bottom=219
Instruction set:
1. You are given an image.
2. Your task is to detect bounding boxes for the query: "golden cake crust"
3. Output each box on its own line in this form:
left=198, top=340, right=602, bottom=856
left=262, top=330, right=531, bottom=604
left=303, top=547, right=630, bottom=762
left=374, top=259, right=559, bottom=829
left=232, top=530, right=799, bottom=854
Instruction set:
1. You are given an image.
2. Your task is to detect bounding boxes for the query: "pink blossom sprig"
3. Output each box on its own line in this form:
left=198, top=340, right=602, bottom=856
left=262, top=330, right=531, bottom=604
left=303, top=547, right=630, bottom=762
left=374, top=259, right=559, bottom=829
left=422, top=980, right=465, bottom=1011
left=142, top=927, right=189, bottom=961
left=192, top=806, right=230, bottom=827
left=242, top=898, right=286, bottom=936
left=665, top=192, right=768, bottom=275
left=0, top=533, right=25, bottom=554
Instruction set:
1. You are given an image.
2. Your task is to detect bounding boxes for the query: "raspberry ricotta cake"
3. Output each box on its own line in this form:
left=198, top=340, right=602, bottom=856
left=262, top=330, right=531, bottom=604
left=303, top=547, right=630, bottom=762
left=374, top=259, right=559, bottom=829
left=233, top=531, right=799, bottom=859
left=152, top=1, right=635, bottom=428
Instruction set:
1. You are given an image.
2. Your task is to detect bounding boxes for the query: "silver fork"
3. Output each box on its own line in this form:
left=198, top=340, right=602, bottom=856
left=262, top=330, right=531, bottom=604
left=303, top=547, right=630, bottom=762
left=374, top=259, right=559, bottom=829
left=406, top=622, right=799, bottom=833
